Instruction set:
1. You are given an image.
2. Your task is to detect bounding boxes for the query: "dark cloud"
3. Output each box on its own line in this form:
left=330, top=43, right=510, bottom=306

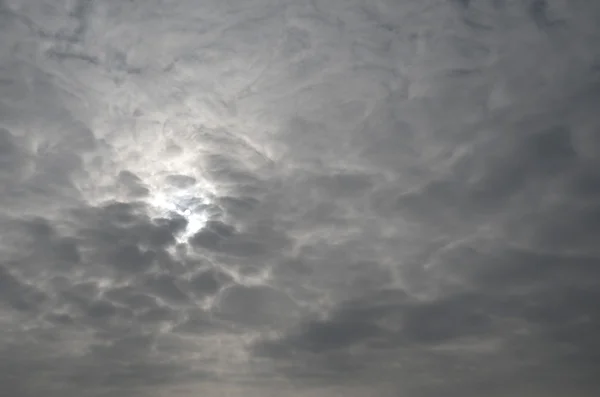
left=188, top=268, right=233, bottom=298
left=117, top=170, right=150, bottom=198
left=214, top=284, right=301, bottom=329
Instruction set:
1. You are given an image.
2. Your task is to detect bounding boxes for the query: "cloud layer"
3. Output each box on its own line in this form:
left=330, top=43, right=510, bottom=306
left=1, top=0, right=600, bottom=396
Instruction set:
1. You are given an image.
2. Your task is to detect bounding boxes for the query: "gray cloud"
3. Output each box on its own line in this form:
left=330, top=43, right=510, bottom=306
left=1, top=0, right=600, bottom=396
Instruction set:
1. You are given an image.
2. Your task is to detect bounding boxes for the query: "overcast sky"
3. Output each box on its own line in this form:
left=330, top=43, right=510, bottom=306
left=1, top=0, right=600, bottom=396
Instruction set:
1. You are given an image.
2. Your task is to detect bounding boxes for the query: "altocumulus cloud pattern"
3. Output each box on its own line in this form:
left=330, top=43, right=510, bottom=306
left=1, top=0, right=600, bottom=396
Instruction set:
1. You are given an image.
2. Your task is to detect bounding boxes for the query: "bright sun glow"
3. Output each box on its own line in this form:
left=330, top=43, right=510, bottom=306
left=147, top=180, right=213, bottom=243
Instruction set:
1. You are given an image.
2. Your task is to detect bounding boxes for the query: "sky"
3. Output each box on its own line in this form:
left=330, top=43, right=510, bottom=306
left=1, top=0, right=600, bottom=396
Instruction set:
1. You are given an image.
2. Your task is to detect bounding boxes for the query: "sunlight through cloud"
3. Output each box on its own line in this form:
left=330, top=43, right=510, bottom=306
left=147, top=179, right=214, bottom=242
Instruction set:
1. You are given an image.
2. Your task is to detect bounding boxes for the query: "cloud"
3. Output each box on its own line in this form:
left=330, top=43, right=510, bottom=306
left=1, top=0, right=600, bottom=396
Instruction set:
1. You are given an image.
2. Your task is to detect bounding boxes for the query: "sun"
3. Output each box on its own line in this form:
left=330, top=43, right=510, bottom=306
left=146, top=176, right=215, bottom=243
